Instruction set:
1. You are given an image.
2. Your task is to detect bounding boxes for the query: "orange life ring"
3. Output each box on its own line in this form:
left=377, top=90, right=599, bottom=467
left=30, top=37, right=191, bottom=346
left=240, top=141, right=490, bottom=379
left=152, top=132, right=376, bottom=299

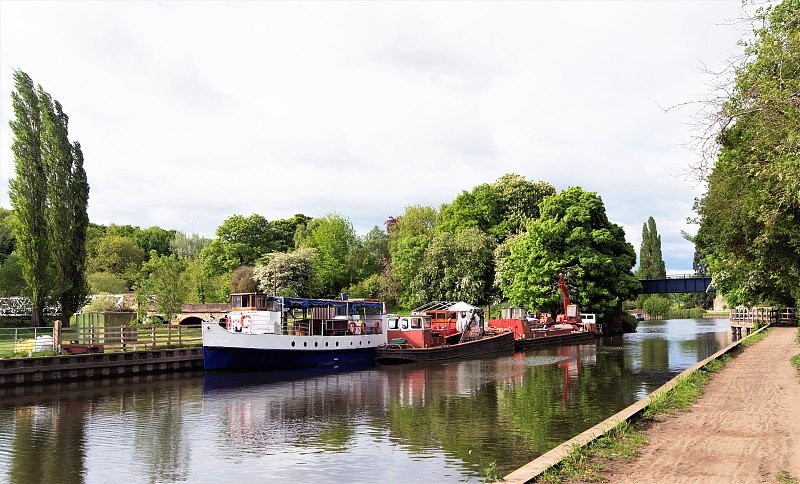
left=241, top=315, right=251, bottom=329
left=360, top=322, right=367, bottom=334
left=348, top=321, right=357, bottom=334
left=374, top=321, right=381, bottom=333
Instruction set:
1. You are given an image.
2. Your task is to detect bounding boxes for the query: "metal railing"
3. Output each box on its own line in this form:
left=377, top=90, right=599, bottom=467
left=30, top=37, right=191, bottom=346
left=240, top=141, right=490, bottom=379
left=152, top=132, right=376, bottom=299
left=0, top=327, right=56, bottom=356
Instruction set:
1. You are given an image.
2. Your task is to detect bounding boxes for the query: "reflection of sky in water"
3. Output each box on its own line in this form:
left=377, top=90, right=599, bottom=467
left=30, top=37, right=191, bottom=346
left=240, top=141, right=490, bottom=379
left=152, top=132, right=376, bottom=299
left=621, top=318, right=732, bottom=397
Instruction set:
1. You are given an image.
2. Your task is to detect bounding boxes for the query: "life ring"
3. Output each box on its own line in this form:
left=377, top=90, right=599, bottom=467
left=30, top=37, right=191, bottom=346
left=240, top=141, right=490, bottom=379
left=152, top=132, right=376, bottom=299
left=360, top=322, right=367, bottom=334
left=225, top=317, right=231, bottom=330
left=241, top=315, right=251, bottom=329
left=348, top=321, right=357, bottom=334
left=374, top=321, right=381, bottom=333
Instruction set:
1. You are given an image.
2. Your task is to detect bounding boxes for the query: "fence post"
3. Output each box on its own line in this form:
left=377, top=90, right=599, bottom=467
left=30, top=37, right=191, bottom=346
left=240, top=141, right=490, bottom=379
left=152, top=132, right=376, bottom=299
left=168, top=324, right=172, bottom=345
left=178, top=324, right=182, bottom=344
left=152, top=325, right=156, bottom=348
left=121, top=325, right=126, bottom=351
left=54, top=320, right=62, bottom=353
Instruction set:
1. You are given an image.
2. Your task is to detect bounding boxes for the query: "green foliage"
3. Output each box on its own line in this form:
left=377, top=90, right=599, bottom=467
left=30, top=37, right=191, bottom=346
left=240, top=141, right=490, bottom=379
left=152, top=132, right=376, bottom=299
left=297, top=213, right=358, bottom=297
left=348, top=226, right=389, bottom=282
left=498, top=187, right=640, bottom=326
left=0, top=208, right=15, bottom=263
left=230, top=266, right=257, bottom=293
left=253, top=248, right=318, bottom=297
left=636, top=216, right=665, bottom=279
left=88, top=235, right=145, bottom=288
left=170, top=231, right=211, bottom=259
left=0, top=252, right=26, bottom=296
left=87, top=271, right=129, bottom=294
left=344, top=273, right=382, bottom=299
left=387, top=205, right=438, bottom=305
left=439, top=174, right=555, bottom=241
left=409, top=227, right=496, bottom=306
left=695, top=1, right=800, bottom=307
left=182, top=257, right=228, bottom=304
left=81, top=294, right=121, bottom=313
left=8, top=70, right=50, bottom=325
left=620, top=313, right=638, bottom=333
left=641, top=295, right=672, bottom=319
left=134, top=251, right=188, bottom=323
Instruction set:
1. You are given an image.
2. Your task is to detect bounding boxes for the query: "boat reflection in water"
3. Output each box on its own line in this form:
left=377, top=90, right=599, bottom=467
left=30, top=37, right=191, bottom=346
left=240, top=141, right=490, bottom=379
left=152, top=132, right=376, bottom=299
left=198, top=343, right=601, bottom=482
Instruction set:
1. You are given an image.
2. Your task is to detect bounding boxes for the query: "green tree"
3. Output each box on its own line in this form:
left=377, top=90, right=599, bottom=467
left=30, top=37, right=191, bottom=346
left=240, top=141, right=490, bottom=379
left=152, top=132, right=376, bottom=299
left=409, top=227, right=495, bottom=306
left=38, top=87, right=90, bottom=327
left=230, top=265, right=257, bottom=293
left=253, top=248, right=317, bottom=297
left=349, top=226, right=389, bottom=282
left=170, top=232, right=211, bottom=259
left=297, top=213, right=357, bottom=297
left=0, top=253, right=26, bottom=297
left=87, top=271, right=129, bottom=294
left=499, top=187, right=640, bottom=331
left=387, top=205, right=438, bottom=306
left=134, top=251, right=188, bottom=324
left=88, top=235, right=146, bottom=288
left=694, top=0, right=800, bottom=306
left=438, top=174, right=555, bottom=241
left=637, top=216, right=666, bottom=279
left=8, top=70, right=49, bottom=325
left=0, top=208, right=15, bottom=264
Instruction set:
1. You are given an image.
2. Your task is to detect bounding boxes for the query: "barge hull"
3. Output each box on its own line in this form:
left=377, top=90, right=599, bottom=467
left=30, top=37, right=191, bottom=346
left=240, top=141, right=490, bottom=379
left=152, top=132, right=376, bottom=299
left=203, top=346, right=376, bottom=371
left=375, top=331, right=515, bottom=364
left=514, top=331, right=596, bottom=350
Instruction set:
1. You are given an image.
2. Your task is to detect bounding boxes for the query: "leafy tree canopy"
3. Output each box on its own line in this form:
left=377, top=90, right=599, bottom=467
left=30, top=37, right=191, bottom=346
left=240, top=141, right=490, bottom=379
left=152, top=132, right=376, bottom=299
left=498, top=187, right=640, bottom=325
left=88, top=235, right=146, bottom=288
left=695, top=0, right=800, bottom=306
left=439, top=174, right=555, bottom=240
left=297, top=213, right=357, bottom=297
left=253, top=248, right=317, bottom=297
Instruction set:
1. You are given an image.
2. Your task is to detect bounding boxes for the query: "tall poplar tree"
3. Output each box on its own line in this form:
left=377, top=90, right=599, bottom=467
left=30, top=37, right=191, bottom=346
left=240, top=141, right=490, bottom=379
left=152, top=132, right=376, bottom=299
left=8, top=70, right=90, bottom=327
left=637, top=216, right=666, bottom=279
left=8, top=70, right=49, bottom=326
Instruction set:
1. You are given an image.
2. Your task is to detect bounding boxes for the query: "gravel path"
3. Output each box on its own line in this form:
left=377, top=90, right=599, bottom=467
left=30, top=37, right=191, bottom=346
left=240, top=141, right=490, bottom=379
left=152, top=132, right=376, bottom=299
left=603, top=326, right=800, bottom=483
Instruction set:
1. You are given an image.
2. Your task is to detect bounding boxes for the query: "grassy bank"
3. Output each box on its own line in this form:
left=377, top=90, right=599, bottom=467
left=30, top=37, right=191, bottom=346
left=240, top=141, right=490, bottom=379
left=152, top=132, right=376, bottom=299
left=533, top=328, right=770, bottom=483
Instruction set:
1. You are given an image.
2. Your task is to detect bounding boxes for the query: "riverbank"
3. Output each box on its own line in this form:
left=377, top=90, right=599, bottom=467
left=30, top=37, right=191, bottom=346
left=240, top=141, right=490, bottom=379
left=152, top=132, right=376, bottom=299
left=503, top=326, right=800, bottom=483
left=600, top=326, right=800, bottom=483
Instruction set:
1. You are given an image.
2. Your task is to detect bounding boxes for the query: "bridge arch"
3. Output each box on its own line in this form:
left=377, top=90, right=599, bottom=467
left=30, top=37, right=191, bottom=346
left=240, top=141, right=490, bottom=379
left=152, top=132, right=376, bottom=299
left=178, top=315, right=205, bottom=326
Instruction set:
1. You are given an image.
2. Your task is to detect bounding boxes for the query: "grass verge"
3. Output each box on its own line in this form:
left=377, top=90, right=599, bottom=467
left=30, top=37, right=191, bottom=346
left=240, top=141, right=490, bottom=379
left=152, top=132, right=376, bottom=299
left=529, top=328, right=770, bottom=483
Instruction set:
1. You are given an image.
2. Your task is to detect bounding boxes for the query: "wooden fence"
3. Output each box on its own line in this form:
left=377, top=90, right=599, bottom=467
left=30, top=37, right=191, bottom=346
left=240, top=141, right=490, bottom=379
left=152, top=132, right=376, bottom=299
left=729, top=307, right=798, bottom=326
left=57, top=322, right=202, bottom=352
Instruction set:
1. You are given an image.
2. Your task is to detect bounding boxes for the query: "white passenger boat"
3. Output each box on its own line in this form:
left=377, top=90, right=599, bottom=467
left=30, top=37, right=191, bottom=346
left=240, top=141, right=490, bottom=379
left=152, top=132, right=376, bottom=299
left=202, top=293, right=387, bottom=371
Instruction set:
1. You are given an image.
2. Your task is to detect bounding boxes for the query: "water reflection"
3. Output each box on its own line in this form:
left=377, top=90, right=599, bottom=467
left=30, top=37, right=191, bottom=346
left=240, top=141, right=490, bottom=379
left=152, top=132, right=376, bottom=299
left=0, top=319, right=732, bottom=483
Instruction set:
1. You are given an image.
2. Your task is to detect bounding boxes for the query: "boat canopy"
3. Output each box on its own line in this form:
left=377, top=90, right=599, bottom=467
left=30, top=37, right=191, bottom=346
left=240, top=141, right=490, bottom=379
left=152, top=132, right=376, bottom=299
left=412, top=301, right=479, bottom=313
left=280, top=296, right=382, bottom=311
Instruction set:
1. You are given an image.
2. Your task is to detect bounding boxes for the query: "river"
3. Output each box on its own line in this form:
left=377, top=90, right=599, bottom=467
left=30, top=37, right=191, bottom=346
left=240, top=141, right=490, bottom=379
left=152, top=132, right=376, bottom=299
left=0, top=318, right=731, bottom=483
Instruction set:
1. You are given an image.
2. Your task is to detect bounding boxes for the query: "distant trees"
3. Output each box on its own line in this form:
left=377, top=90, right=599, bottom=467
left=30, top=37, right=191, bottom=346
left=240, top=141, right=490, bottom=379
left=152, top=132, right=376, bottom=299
left=694, top=1, right=800, bottom=306
left=7, top=70, right=90, bottom=327
left=637, top=217, right=666, bottom=279
left=253, top=248, right=317, bottom=297
left=134, top=252, right=189, bottom=324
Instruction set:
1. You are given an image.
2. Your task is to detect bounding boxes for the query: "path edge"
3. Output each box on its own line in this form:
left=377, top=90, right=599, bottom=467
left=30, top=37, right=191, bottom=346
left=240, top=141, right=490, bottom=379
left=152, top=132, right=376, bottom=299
left=501, top=325, right=770, bottom=483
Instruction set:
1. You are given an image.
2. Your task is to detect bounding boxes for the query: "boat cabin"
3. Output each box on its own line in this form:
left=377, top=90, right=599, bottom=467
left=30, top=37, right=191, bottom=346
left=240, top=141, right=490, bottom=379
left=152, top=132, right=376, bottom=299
left=225, top=293, right=385, bottom=336
left=385, top=315, right=444, bottom=348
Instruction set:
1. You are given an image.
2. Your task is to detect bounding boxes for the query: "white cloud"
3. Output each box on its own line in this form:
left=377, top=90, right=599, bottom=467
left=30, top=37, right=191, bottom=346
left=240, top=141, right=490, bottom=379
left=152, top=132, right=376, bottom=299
left=0, top=1, right=747, bottom=270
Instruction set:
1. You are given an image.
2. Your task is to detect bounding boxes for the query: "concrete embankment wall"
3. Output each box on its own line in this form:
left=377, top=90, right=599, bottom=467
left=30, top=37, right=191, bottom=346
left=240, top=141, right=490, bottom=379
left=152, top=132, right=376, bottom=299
left=0, top=347, right=203, bottom=386
left=503, top=325, right=769, bottom=483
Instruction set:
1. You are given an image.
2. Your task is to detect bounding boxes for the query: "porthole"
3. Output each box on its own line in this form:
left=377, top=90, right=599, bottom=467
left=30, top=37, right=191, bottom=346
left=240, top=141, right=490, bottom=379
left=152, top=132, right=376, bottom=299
left=359, top=341, right=362, bottom=345
left=315, top=342, right=318, bottom=347
left=325, top=342, right=329, bottom=347
left=336, top=342, right=339, bottom=347
left=291, top=341, right=295, bottom=347
left=304, top=342, right=307, bottom=347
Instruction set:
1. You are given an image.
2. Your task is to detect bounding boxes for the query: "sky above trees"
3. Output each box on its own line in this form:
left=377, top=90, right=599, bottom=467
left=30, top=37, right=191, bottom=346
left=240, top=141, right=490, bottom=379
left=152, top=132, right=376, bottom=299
left=0, top=1, right=750, bottom=272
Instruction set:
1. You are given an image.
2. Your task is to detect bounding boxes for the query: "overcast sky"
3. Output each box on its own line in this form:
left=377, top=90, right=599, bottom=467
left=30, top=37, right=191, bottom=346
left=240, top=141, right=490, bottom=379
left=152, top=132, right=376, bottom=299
left=0, top=1, right=750, bottom=272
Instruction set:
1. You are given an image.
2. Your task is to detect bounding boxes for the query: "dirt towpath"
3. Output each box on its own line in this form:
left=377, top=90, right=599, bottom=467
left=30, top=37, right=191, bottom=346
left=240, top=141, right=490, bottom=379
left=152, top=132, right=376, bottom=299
left=604, top=327, right=800, bottom=483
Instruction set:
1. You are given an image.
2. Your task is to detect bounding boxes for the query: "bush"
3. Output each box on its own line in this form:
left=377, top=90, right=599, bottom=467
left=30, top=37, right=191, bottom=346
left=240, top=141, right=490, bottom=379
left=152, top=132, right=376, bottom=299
left=81, top=294, right=121, bottom=313
left=620, top=313, right=638, bottom=333
left=88, top=271, right=129, bottom=293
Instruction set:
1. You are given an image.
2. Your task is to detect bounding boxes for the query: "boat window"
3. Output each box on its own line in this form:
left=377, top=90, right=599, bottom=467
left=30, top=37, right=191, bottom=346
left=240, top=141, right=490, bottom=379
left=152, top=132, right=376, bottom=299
left=256, top=296, right=267, bottom=309
left=411, top=317, right=421, bottom=329
left=233, top=295, right=242, bottom=308
left=424, top=318, right=431, bottom=329
left=400, top=318, right=409, bottom=330
left=267, top=299, right=280, bottom=312
left=388, top=317, right=399, bottom=330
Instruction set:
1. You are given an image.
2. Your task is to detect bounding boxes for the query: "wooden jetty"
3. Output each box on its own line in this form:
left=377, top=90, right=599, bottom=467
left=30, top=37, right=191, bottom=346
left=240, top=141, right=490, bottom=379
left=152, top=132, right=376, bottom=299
left=729, top=306, right=798, bottom=337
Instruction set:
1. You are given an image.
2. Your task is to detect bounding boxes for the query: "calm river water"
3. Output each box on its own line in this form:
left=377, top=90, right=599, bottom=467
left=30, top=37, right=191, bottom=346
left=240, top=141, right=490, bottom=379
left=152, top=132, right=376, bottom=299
left=0, top=318, right=731, bottom=483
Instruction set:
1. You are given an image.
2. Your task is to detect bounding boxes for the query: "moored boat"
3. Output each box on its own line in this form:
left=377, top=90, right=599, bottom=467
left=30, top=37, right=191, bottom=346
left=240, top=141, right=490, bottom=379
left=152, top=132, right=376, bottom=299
left=202, top=293, right=387, bottom=371
left=375, top=311, right=515, bottom=364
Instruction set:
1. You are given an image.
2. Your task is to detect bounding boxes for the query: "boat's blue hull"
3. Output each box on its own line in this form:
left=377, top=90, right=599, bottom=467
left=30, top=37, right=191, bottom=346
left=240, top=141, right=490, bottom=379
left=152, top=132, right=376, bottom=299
left=203, top=345, right=377, bottom=371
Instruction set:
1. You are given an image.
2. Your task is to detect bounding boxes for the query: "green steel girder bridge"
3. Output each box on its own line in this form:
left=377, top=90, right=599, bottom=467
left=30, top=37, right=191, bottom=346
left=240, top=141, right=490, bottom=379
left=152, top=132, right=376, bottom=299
left=639, top=275, right=714, bottom=294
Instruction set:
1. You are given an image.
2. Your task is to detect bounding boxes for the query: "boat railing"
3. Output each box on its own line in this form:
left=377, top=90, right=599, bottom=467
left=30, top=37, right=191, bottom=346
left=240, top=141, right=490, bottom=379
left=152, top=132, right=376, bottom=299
left=276, top=318, right=383, bottom=336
